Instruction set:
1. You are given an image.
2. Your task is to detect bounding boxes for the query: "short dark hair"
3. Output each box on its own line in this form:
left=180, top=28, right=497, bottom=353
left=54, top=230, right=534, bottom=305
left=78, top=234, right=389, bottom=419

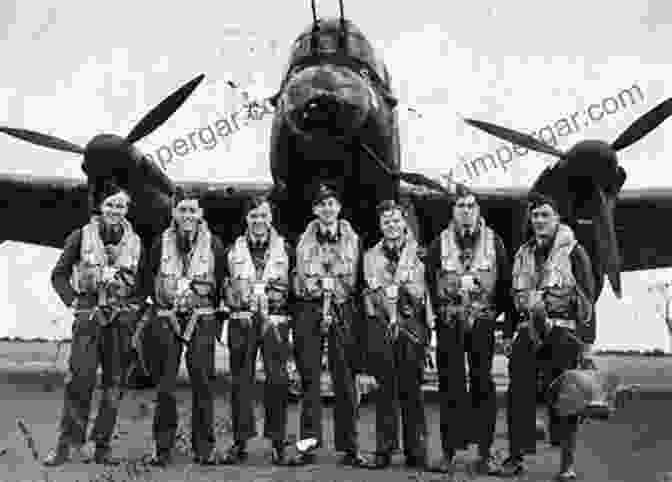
left=91, top=181, right=131, bottom=214
left=454, top=184, right=479, bottom=203
left=376, top=199, right=405, bottom=219
left=173, top=186, right=202, bottom=207
left=527, top=191, right=559, bottom=214
left=243, top=194, right=273, bottom=215
left=312, top=183, right=341, bottom=207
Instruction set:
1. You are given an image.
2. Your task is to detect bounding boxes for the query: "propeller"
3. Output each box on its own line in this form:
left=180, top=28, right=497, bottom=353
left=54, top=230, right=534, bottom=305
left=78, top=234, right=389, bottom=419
left=463, top=96, right=672, bottom=299
left=358, top=142, right=457, bottom=196
left=0, top=73, right=205, bottom=175
left=0, top=73, right=204, bottom=238
left=461, top=118, right=566, bottom=159
left=126, top=74, right=205, bottom=143
left=0, top=128, right=85, bottom=155
left=463, top=96, right=672, bottom=160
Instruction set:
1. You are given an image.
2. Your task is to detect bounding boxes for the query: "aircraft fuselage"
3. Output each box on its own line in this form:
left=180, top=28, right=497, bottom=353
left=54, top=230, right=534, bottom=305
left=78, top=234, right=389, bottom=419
left=270, top=18, right=401, bottom=244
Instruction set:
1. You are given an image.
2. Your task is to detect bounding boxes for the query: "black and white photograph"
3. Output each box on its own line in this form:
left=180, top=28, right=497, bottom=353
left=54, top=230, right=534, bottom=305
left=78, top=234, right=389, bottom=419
left=0, top=1, right=670, bottom=481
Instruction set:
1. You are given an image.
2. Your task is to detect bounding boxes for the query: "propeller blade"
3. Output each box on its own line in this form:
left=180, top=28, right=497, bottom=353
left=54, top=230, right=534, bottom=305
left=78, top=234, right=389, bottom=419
left=463, top=118, right=566, bottom=159
left=359, top=142, right=396, bottom=176
left=0, top=127, right=85, bottom=155
left=398, top=171, right=451, bottom=194
left=359, top=142, right=455, bottom=196
left=594, top=188, right=622, bottom=298
left=126, top=73, right=205, bottom=144
left=611, top=97, right=672, bottom=152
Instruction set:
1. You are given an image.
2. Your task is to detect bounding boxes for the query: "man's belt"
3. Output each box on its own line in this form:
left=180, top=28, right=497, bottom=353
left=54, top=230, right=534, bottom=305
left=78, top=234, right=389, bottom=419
left=230, top=311, right=253, bottom=320
left=156, top=307, right=216, bottom=343
left=230, top=311, right=289, bottom=325
left=517, top=318, right=576, bottom=330
left=74, top=303, right=141, bottom=326
left=548, top=318, right=577, bottom=330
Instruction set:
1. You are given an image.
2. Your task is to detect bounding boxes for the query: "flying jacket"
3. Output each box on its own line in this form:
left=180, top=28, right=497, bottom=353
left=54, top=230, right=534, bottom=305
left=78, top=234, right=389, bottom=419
left=425, top=218, right=513, bottom=326
left=510, top=223, right=595, bottom=339
left=224, top=227, right=291, bottom=314
left=144, top=220, right=227, bottom=311
left=362, top=233, right=428, bottom=342
left=51, top=216, right=144, bottom=309
left=293, top=218, right=361, bottom=303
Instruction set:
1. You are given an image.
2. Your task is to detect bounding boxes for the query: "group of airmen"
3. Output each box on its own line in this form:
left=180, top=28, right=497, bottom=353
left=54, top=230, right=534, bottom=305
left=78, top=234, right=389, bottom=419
left=41, top=179, right=595, bottom=482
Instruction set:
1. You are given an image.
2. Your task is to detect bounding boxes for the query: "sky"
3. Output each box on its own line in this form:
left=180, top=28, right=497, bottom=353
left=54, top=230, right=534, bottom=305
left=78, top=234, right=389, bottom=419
left=1, top=0, right=672, bottom=349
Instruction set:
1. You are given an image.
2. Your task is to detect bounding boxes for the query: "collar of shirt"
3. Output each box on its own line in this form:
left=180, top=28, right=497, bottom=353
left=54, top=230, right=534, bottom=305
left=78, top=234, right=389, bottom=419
left=316, top=224, right=340, bottom=244
left=382, top=238, right=404, bottom=261
left=534, top=236, right=553, bottom=262
left=177, top=230, right=198, bottom=254
left=98, top=222, right=124, bottom=246
left=247, top=233, right=269, bottom=249
left=456, top=228, right=477, bottom=250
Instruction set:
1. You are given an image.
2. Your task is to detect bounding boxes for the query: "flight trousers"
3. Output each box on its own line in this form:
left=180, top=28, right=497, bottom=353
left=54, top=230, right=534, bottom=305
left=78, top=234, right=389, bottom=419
left=436, top=314, right=498, bottom=456
left=507, top=323, right=582, bottom=457
left=151, top=312, right=218, bottom=458
left=56, top=307, right=138, bottom=449
left=291, top=299, right=362, bottom=453
left=227, top=311, right=291, bottom=445
left=365, top=314, right=428, bottom=459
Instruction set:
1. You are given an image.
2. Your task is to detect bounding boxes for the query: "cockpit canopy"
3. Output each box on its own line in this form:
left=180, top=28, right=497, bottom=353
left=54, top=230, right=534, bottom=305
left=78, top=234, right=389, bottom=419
left=282, top=18, right=391, bottom=90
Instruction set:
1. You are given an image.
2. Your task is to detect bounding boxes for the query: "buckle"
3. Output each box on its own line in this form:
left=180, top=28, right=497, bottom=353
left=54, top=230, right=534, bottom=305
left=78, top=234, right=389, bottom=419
left=253, top=281, right=266, bottom=296
left=232, top=311, right=253, bottom=320
left=321, top=276, right=334, bottom=291
left=191, top=280, right=213, bottom=296
left=268, top=314, right=287, bottom=325
left=460, top=274, right=476, bottom=291
left=102, top=266, right=117, bottom=282
left=549, top=318, right=576, bottom=330
left=176, top=278, right=191, bottom=296
left=384, top=284, right=399, bottom=299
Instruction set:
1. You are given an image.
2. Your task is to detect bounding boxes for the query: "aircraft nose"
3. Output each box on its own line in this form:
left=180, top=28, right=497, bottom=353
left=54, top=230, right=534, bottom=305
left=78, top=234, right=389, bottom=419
left=279, top=65, right=372, bottom=139
left=289, top=93, right=366, bottom=138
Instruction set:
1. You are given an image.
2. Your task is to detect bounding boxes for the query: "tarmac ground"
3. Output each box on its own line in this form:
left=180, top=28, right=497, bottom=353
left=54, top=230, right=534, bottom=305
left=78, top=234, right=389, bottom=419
left=1, top=342, right=672, bottom=482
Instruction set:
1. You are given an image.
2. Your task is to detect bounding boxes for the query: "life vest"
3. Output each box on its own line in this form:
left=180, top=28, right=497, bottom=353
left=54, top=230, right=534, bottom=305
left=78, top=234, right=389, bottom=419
left=364, top=234, right=426, bottom=300
left=71, top=216, right=142, bottom=304
left=435, top=217, right=498, bottom=320
left=155, top=220, right=216, bottom=310
left=294, top=218, right=359, bottom=303
left=363, top=234, right=427, bottom=329
left=512, top=223, right=578, bottom=319
left=225, top=227, right=290, bottom=311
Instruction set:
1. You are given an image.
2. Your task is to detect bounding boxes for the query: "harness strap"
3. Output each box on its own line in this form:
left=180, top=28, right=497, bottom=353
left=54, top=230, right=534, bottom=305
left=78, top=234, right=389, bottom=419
left=156, top=307, right=216, bottom=344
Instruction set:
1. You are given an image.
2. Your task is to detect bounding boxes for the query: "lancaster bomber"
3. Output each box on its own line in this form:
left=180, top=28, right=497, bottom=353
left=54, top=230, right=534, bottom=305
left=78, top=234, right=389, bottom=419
left=2, top=1, right=672, bottom=357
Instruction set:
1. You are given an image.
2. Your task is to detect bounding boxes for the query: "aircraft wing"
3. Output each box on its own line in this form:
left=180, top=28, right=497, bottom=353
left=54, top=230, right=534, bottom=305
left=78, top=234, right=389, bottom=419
left=405, top=184, right=672, bottom=273
left=0, top=173, right=89, bottom=249
left=614, top=188, right=672, bottom=272
left=5, top=172, right=672, bottom=275
left=0, top=173, right=275, bottom=250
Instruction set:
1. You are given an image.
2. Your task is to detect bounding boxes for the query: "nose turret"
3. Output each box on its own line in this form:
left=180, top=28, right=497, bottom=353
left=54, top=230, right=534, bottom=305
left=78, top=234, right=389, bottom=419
left=279, top=64, right=372, bottom=139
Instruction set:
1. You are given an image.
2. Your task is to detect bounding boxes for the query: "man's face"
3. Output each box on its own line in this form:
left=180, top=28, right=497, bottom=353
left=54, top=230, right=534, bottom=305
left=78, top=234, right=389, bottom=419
left=530, top=203, right=559, bottom=239
left=380, top=208, right=406, bottom=241
left=100, top=192, right=129, bottom=226
left=173, top=199, right=202, bottom=234
left=246, top=201, right=272, bottom=238
left=453, top=194, right=479, bottom=230
left=313, top=196, right=341, bottom=225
